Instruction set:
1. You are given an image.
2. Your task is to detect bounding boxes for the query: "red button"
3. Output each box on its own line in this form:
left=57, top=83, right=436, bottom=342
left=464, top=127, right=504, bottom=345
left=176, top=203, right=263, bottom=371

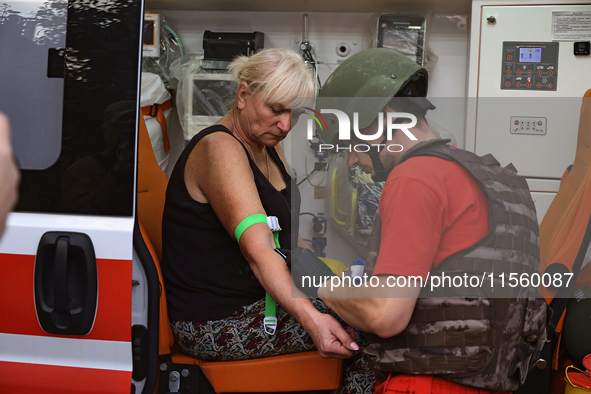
left=505, top=82, right=511, bottom=87
left=527, top=70, right=532, bottom=75
left=517, top=70, right=522, bottom=75
left=548, top=71, right=553, bottom=76
left=507, top=55, right=513, bottom=60
left=516, top=82, right=521, bottom=87
left=537, top=83, right=542, bottom=88
left=506, top=70, right=511, bottom=74
left=514, top=120, right=520, bottom=125
left=538, top=71, right=542, bottom=75
left=526, top=83, right=532, bottom=88
left=548, top=83, right=553, bottom=88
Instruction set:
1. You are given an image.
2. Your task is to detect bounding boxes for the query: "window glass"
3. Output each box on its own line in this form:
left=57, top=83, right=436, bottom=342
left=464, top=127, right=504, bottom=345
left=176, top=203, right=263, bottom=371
left=5, top=0, right=142, bottom=216
left=0, top=0, right=67, bottom=170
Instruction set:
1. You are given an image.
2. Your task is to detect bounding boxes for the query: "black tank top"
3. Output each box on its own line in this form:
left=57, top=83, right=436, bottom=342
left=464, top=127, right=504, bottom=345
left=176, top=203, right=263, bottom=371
left=161, top=125, right=300, bottom=322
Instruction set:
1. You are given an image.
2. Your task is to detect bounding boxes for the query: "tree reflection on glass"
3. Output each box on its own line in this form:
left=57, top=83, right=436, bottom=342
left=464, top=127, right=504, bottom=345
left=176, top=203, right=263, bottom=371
left=5, top=0, right=142, bottom=216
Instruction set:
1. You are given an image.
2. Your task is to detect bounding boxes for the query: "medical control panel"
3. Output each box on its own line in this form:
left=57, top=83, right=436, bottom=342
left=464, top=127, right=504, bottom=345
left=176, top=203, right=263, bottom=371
left=510, top=116, right=547, bottom=135
left=501, top=41, right=559, bottom=91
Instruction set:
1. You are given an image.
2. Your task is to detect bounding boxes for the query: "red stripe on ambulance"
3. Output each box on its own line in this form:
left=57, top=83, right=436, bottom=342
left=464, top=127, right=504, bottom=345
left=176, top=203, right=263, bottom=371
left=0, top=253, right=131, bottom=341
left=0, top=361, right=131, bottom=394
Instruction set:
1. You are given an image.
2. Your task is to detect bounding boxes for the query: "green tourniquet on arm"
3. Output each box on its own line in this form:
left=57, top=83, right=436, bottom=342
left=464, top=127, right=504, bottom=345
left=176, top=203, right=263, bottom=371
left=234, top=213, right=268, bottom=242
left=234, top=213, right=282, bottom=331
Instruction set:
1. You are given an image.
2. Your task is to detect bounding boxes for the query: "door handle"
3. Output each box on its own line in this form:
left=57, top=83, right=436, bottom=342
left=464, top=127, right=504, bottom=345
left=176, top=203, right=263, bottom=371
left=52, top=236, right=70, bottom=329
left=35, top=232, right=98, bottom=335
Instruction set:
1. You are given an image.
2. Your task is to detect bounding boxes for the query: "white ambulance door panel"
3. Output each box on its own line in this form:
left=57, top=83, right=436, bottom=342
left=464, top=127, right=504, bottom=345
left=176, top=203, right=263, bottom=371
left=0, top=0, right=144, bottom=392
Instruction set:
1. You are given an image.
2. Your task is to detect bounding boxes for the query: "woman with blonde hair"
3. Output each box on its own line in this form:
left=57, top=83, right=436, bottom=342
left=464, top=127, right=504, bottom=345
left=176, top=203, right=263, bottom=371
left=161, top=48, right=374, bottom=393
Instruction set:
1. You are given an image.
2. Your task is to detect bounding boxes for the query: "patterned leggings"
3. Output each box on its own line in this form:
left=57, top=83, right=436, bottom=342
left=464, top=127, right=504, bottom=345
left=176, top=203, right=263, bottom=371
left=171, top=297, right=375, bottom=394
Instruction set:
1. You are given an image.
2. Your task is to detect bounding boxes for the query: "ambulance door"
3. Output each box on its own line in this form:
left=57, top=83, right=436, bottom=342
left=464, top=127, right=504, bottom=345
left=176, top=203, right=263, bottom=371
left=0, top=0, right=155, bottom=392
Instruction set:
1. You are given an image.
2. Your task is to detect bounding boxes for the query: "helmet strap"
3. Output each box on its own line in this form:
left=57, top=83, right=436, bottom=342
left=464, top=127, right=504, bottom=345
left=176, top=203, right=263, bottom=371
left=352, top=122, right=391, bottom=183
left=367, top=139, right=388, bottom=182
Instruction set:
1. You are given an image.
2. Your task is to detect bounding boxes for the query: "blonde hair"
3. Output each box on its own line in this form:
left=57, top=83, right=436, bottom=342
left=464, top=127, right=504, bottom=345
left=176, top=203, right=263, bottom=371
left=228, top=48, right=315, bottom=108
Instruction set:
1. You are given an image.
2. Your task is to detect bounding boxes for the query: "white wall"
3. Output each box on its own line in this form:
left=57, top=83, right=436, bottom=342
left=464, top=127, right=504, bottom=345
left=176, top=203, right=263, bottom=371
left=150, top=9, right=470, bottom=266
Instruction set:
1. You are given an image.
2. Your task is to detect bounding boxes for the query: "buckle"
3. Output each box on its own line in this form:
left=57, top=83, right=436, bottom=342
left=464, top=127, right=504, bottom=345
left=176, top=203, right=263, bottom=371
left=264, top=317, right=277, bottom=335
left=149, top=104, right=159, bottom=117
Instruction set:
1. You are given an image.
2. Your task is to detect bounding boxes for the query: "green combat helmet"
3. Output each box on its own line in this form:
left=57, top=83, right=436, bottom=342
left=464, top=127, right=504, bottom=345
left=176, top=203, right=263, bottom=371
left=316, top=48, right=435, bottom=181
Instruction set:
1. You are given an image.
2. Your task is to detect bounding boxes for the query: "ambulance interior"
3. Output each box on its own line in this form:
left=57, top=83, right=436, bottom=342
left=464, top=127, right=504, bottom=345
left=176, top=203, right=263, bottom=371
left=142, top=0, right=591, bottom=266
left=138, top=2, right=591, bottom=389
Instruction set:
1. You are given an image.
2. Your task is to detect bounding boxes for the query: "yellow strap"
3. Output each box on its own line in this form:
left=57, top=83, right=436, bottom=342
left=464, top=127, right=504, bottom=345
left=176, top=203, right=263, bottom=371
left=565, top=365, right=590, bottom=390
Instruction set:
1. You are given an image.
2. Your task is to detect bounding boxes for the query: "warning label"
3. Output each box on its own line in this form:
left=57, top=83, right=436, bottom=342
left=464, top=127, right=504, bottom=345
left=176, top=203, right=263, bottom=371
left=552, top=12, right=591, bottom=41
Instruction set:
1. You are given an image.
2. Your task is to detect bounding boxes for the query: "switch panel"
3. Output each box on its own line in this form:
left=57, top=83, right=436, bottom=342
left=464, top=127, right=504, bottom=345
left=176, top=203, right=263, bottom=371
left=510, top=116, right=547, bottom=135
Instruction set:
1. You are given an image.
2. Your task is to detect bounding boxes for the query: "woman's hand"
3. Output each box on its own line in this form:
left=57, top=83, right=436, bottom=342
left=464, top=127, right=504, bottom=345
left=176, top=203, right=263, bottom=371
left=301, top=310, right=359, bottom=359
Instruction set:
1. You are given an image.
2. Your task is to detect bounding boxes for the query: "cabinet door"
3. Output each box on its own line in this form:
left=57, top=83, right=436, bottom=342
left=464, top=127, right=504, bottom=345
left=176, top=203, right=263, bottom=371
left=473, top=4, right=591, bottom=179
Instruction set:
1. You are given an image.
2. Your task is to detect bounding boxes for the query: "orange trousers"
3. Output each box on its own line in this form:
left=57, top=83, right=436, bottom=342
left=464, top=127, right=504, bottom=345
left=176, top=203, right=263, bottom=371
left=375, top=374, right=512, bottom=394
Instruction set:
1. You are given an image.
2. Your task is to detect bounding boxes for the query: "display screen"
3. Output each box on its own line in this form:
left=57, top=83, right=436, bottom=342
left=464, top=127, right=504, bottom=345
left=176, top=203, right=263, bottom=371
left=377, top=15, right=425, bottom=66
left=143, top=20, right=155, bottom=45
left=382, top=27, right=422, bottom=63
left=519, top=47, right=542, bottom=62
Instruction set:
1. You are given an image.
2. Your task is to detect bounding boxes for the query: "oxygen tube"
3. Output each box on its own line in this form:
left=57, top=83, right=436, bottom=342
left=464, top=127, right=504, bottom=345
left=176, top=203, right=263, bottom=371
left=234, top=214, right=283, bottom=335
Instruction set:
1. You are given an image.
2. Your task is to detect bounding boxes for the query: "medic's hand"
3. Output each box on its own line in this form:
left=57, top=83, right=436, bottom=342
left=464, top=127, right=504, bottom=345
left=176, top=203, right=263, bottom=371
left=305, top=312, right=358, bottom=359
left=289, top=247, right=335, bottom=298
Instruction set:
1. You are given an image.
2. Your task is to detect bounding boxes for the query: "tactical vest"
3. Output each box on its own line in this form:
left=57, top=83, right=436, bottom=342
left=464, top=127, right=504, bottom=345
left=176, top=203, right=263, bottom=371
left=363, top=139, right=548, bottom=391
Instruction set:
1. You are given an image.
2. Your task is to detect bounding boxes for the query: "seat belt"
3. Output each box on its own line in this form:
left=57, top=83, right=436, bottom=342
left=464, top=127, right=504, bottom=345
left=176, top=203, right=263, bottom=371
left=141, top=100, right=173, bottom=152
left=234, top=214, right=283, bottom=335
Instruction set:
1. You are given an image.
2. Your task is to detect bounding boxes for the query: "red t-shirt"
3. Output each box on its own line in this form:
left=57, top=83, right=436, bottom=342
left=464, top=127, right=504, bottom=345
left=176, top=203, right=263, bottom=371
left=373, top=155, right=489, bottom=279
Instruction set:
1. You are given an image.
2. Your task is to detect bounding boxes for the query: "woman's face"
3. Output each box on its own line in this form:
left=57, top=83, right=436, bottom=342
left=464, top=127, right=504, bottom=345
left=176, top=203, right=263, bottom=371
left=238, top=84, right=303, bottom=146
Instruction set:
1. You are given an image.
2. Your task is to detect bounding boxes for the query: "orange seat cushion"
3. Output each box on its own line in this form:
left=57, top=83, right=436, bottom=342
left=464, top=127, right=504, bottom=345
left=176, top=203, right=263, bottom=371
left=172, top=350, right=344, bottom=392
